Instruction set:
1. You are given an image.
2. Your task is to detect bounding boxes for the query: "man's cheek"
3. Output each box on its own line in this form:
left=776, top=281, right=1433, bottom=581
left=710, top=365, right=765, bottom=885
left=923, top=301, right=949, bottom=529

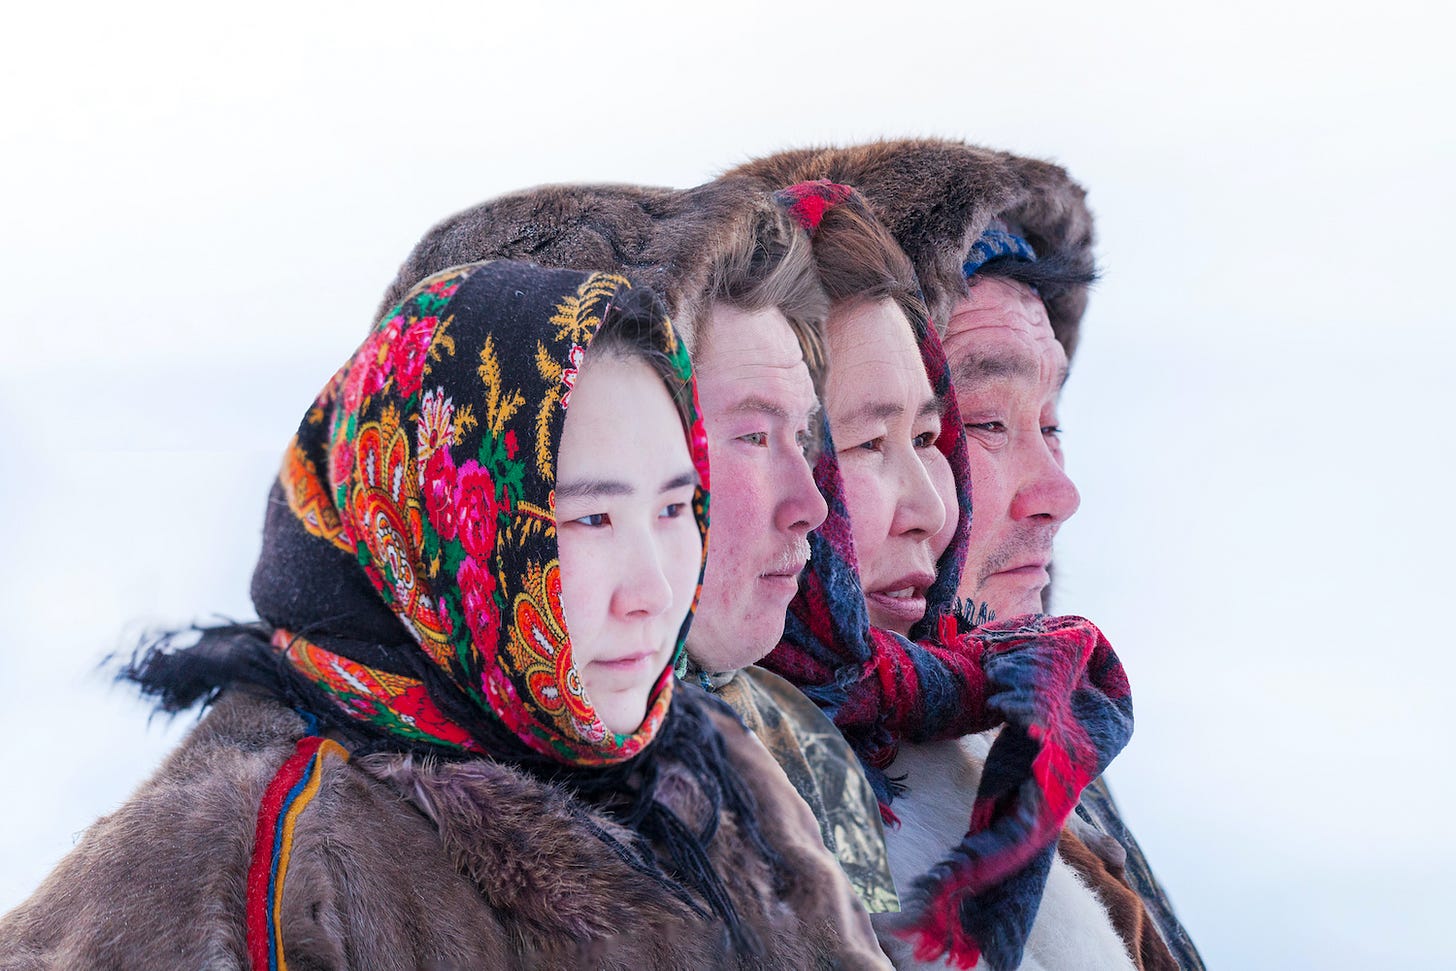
left=703, top=481, right=757, bottom=569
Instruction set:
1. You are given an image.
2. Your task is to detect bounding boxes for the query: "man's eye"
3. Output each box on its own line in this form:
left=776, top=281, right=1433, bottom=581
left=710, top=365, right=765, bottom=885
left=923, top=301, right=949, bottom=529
left=795, top=429, right=814, bottom=456
left=659, top=503, right=686, bottom=519
left=738, top=431, right=768, bottom=447
left=1042, top=425, right=1064, bottom=440
left=571, top=513, right=610, bottom=527
left=855, top=437, right=886, bottom=453
left=913, top=430, right=940, bottom=449
left=965, top=421, right=1006, bottom=435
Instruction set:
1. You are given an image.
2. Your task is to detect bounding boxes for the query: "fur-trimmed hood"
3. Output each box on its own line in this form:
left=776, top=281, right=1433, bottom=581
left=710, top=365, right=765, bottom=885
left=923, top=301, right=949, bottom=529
left=722, top=139, right=1096, bottom=359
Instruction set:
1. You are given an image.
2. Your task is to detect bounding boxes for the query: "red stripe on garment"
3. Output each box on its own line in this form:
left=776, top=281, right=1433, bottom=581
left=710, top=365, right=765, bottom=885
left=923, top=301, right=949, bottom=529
left=246, top=736, right=326, bottom=971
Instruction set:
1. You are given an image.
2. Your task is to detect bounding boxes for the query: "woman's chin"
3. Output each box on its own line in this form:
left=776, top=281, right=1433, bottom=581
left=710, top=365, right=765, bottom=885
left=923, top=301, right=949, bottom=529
left=595, top=695, right=650, bottom=736
left=867, top=599, right=923, bottom=636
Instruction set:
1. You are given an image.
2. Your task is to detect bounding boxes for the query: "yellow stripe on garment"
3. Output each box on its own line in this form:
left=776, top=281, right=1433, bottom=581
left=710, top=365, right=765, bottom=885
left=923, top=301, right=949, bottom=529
left=270, top=738, right=350, bottom=971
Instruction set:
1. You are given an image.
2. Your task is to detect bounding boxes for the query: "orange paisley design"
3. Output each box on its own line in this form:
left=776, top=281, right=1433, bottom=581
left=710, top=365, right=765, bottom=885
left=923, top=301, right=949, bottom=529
left=280, top=439, right=353, bottom=553
left=347, top=409, right=452, bottom=665
left=507, top=561, right=599, bottom=737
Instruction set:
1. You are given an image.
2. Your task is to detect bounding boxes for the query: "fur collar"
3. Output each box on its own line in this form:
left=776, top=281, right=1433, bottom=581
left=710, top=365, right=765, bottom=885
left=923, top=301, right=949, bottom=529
left=356, top=753, right=704, bottom=944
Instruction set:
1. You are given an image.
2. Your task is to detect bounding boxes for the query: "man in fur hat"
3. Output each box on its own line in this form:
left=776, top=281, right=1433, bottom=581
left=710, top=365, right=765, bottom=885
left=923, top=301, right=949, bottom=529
left=727, top=139, right=1203, bottom=969
left=380, top=181, right=901, bottom=912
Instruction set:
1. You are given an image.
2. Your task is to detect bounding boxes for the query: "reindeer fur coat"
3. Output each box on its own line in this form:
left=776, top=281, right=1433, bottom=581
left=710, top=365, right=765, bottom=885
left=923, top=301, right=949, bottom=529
left=0, top=690, right=888, bottom=970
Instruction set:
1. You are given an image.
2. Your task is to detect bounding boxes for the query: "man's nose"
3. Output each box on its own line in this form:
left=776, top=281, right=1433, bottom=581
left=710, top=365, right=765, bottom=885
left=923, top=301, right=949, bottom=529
left=1009, top=442, right=1081, bottom=525
left=775, top=449, right=829, bottom=534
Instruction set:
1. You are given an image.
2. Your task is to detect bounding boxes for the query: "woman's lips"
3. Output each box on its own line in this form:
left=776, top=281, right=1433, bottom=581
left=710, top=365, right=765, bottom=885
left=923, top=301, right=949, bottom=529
left=596, top=652, right=655, bottom=669
left=589, top=650, right=658, bottom=674
left=865, top=573, right=935, bottom=628
left=865, top=590, right=928, bottom=626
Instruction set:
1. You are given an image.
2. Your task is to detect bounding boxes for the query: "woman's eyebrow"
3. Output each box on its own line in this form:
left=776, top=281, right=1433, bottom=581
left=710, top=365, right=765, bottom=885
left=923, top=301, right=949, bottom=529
left=836, top=399, right=903, bottom=426
left=554, top=478, right=632, bottom=501
left=556, top=468, right=699, bottom=501
left=838, top=395, right=941, bottom=428
left=661, top=469, right=699, bottom=492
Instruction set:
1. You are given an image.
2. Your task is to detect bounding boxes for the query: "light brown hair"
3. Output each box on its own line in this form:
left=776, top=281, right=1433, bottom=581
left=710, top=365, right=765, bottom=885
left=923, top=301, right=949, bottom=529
left=694, top=194, right=829, bottom=393
left=807, top=189, right=931, bottom=341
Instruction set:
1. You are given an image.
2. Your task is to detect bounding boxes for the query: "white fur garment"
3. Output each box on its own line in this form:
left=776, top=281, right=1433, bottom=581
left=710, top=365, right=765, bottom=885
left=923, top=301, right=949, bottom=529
left=871, top=731, right=1134, bottom=971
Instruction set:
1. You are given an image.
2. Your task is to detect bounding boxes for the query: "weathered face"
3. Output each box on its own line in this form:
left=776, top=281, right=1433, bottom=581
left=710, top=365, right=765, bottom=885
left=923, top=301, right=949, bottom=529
left=826, top=299, right=948, bottom=635
left=942, top=277, right=1080, bottom=618
left=688, top=304, right=828, bottom=671
left=555, top=354, right=702, bottom=735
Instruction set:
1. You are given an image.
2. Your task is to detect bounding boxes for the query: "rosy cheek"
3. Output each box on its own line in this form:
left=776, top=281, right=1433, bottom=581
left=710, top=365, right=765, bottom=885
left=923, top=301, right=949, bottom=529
left=714, top=469, right=768, bottom=522
left=838, top=471, right=879, bottom=557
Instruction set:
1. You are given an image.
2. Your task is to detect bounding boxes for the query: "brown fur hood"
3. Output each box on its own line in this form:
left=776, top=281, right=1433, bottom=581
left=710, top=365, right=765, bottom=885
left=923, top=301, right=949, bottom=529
left=378, top=177, right=778, bottom=347
left=723, top=139, right=1095, bottom=359
left=0, top=690, right=888, bottom=970
left=381, top=140, right=1094, bottom=361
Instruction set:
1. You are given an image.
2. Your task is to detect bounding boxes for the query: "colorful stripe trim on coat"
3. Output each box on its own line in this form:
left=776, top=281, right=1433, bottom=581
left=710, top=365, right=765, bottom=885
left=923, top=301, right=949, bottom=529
left=246, top=734, right=350, bottom=971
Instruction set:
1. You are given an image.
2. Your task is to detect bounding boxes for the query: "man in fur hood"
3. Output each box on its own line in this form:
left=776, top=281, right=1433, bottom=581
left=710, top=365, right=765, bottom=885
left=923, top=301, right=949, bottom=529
left=726, top=138, right=1203, bottom=970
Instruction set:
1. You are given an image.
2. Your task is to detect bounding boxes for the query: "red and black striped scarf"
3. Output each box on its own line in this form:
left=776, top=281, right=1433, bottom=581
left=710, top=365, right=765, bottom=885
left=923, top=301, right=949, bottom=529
left=764, top=181, right=1136, bottom=970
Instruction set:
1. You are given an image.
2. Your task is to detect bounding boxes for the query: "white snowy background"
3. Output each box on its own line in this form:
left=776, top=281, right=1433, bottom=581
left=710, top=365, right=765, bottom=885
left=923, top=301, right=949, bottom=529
left=2, top=2, right=1452, bottom=967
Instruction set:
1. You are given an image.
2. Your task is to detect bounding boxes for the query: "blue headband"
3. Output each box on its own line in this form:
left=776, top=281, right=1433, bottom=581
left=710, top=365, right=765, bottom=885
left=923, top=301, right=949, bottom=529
left=962, top=228, right=1037, bottom=278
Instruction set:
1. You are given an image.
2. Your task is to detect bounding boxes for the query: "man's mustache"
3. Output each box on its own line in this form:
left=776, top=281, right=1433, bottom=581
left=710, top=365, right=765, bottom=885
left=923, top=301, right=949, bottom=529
left=975, top=527, right=1058, bottom=585
left=771, top=537, right=812, bottom=575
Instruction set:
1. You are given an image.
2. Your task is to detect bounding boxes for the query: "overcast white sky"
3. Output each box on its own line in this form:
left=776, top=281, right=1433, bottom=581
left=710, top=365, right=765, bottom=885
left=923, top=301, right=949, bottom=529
left=2, top=1, right=1452, bottom=966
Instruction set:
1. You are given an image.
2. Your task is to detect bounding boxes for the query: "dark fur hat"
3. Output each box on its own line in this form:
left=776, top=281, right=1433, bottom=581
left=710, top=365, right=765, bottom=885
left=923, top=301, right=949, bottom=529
left=380, top=139, right=1093, bottom=362
left=379, top=178, right=804, bottom=351
left=723, top=138, right=1096, bottom=359
left=382, top=182, right=676, bottom=318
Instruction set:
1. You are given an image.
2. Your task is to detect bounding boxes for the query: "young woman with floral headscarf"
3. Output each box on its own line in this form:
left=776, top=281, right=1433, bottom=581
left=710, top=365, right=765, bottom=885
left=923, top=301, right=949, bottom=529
left=0, top=260, right=887, bottom=970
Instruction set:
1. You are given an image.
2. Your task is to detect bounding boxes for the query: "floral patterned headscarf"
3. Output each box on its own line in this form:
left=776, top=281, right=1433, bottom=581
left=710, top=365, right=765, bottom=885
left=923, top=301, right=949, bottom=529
left=254, top=260, right=709, bottom=767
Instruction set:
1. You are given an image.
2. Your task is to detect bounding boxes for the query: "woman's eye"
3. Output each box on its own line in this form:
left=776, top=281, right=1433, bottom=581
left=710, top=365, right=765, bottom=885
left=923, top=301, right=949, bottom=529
left=856, top=437, right=886, bottom=453
left=571, top=513, right=610, bottom=527
left=738, top=431, right=768, bottom=447
left=658, top=503, right=686, bottom=519
left=913, top=430, right=940, bottom=449
left=1042, top=424, right=1064, bottom=440
left=795, top=429, right=814, bottom=456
